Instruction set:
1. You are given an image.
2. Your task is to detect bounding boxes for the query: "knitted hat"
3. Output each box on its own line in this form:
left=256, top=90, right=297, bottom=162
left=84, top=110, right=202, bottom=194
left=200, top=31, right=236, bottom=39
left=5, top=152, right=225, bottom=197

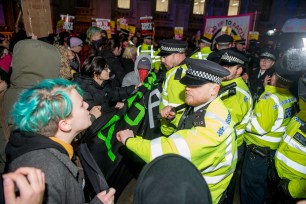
left=68, top=37, right=83, bottom=48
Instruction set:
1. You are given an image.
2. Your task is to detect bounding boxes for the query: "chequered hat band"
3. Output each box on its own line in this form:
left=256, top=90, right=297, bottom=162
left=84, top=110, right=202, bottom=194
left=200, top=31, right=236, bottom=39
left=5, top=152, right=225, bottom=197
left=221, top=52, right=244, bottom=64
left=161, top=45, right=186, bottom=53
left=187, top=69, right=222, bottom=84
left=261, top=52, right=275, bottom=60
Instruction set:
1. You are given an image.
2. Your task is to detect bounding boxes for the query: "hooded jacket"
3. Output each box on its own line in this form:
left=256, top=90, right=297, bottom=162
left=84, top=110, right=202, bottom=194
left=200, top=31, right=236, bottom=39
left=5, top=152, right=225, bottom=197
left=122, top=54, right=152, bottom=87
left=3, top=39, right=60, bottom=120
left=5, top=130, right=102, bottom=204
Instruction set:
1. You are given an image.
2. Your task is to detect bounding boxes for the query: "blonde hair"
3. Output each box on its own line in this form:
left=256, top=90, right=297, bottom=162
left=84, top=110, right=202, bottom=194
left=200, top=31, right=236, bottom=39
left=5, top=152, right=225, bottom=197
left=122, top=44, right=137, bottom=60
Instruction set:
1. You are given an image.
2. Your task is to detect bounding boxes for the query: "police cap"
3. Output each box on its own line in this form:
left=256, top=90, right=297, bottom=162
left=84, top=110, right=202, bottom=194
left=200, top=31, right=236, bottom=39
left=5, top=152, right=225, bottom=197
left=219, top=50, right=249, bottom=66
left=143, top=35, right=153, bottom=39
left=215, top=34, right=233, bottom=44
left=235, top=39, right=246, bottom=45
left=200, top=36, right=212, bottom=44
left=180, top=58, right=230, bottom=86
left=260, top=48, right=276, bottom=61
left=157, top=39, right=188, bottom=57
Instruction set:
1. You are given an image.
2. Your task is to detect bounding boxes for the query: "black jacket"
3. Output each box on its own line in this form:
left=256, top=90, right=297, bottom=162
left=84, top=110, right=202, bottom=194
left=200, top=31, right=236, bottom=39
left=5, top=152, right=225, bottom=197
left=248, top=67, right=275, bottom=102
left=98, top=50, right=126, bottom=88
left=74, top=74, right=135, bottom=111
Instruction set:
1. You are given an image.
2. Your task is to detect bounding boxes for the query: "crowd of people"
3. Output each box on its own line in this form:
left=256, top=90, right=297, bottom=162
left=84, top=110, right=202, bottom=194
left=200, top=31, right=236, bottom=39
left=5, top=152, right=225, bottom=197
left=0, top=24, right=305, bottom=204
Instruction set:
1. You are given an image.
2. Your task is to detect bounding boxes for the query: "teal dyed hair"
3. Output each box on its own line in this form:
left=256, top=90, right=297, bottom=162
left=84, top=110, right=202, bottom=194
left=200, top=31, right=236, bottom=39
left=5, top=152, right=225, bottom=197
left=12, top=78, right=83, bottom=136
left=86, top=26, right=102, bottom=44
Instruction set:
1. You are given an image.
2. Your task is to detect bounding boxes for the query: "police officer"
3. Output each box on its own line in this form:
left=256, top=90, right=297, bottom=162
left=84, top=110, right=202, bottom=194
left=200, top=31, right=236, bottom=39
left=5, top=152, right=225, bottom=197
left=240, top=60, right=297, bottom=203
left=248, top=48, right=277, bottom=102
left=190, top=36, right=212, bottom=60
left=235, top=39, right=246, bottom=52
left=157, top=39, right=189, bottom=136
left=207, top=34, right=234, bottom=63
left=117, top=59, right=237, bottom=204
left=136, top=35, right=161, bottom=72
left=218, top=50, right=253, bottom=203
left=274, top=49, right=306, bottom=201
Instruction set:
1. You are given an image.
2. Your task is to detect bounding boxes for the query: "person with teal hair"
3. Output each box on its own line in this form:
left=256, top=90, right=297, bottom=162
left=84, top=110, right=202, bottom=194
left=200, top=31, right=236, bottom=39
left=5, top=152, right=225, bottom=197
left=4, top=78, right=115, bottom=204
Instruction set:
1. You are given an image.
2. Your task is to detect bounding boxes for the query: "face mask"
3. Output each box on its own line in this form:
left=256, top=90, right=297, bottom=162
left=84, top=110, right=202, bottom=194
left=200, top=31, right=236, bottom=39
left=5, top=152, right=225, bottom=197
left=92, top=38, right=102, bottom=50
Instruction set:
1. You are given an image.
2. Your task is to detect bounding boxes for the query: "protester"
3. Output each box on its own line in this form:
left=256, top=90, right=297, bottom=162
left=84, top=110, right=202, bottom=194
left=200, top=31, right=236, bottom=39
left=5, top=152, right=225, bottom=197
left=1, top=167, right=45, bottom=204
left=74, top=55, right=136, bottom=112
left=121, top=44, right=137, bottom=75
left=122, top=54, right=152, bottom=87
left=67, top=36, right=83, bottom=74
left=4, top=78, right=115, bottom=204
left=117, top=59, right=237, bottom=204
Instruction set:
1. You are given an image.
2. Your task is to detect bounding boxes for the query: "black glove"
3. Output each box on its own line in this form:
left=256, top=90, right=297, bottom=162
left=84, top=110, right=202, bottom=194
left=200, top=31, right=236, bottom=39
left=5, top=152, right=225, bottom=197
left=277, top=179, right=292, bottom=199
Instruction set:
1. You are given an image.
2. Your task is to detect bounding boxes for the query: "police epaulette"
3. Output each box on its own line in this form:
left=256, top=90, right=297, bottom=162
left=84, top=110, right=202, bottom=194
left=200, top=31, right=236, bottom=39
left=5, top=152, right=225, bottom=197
left=193, top=107, right=206, bottom=127
left=174, top=67, right=183, bottom=80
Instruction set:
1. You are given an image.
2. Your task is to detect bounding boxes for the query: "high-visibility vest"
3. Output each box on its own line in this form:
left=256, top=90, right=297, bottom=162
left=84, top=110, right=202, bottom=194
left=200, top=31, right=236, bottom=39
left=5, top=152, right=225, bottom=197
left=275, top=112, right=306, bottom=198
left=126, top=97, right=237, bottom=204
left=160, top=64, right=188, bottom=136
left=190, top=47, right=212, bottom=60
left=220, top=77, right=253, bottom=147
left=244, top=85, right=297, bottom=150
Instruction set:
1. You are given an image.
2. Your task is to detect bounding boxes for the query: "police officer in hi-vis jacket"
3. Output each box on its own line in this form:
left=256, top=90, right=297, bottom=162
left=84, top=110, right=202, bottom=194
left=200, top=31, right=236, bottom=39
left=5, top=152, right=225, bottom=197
left=117, top=58, right=237, bottom=204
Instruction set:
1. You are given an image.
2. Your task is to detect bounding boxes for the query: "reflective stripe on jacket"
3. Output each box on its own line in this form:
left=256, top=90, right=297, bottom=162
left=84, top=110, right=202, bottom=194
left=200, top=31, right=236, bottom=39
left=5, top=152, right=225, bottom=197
left=244, top=85, right=297, bottom=150
left=275, top=114, right=306, bottom=198
left=127, top=97, right=237, bottom=204
left=220, top=77, right=253, bottom=146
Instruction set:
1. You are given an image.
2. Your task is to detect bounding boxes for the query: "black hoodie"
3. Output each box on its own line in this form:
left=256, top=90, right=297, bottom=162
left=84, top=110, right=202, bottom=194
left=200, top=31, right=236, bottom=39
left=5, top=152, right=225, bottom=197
left=5, top=130, right=67, bottom=170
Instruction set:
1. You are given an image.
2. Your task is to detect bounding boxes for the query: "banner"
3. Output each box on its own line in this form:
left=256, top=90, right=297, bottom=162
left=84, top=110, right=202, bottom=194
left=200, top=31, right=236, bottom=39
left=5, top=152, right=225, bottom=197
left=248, top=31, right=259, bottom=40
left=174, top=27, right=184, bottom=40
left=93, top=18, right=111, bottom=39
left=60, top=14, right=75, bottom=31
left=82, top=71, right=163, bottom=183
left=119, top=18, right=129, bottom=31
left=204, top=13, right=253, bottom=43
left=140, top=16, right=154, bottom=37
left=21, top=0, right=53, bottom=38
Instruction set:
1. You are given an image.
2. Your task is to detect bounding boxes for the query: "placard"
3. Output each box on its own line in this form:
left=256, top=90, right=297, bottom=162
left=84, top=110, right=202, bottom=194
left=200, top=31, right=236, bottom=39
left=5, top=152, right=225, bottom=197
left=21, top=0, right=53, bottom=38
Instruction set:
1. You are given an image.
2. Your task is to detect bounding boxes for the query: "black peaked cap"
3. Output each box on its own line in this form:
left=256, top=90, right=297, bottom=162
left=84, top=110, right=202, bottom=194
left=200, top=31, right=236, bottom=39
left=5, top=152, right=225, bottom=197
left=235, top=39, right=246, bottom=45
left=260, top=48, right=277, bottom=61
left=215, top=34, right=233, bottom=44
left=219, top=49, right=249, bottom=66
left=134, top=154, right=212, bottom=204
left=180, top=58, right=230, bottom=86
left=200, top=36, right=212, bottom=44
left=157, top=39, right=188, bottom=57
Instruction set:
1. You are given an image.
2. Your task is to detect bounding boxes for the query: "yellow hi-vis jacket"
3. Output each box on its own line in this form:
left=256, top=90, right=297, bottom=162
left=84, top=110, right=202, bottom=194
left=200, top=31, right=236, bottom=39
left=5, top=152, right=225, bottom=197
left=159, top=63, right=188, bottom=136
left=275, top=101, right=306, bottom=198
left=244, top=85, right=297, bottom=150
left=190, top=46, right=212, bottom=60
left=137, top=43, right=161, bottom=71
left=126, top=97, right=237, bottom=204
left=220, top=77, right=253, bottom=147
